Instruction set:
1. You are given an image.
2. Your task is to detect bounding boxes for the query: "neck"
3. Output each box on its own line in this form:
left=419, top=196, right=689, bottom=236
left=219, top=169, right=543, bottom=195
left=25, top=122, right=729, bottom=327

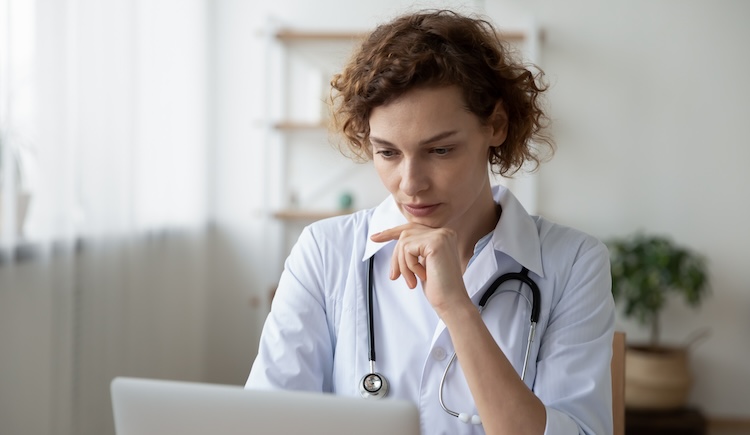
left=457, top=188, right=500, bottom=270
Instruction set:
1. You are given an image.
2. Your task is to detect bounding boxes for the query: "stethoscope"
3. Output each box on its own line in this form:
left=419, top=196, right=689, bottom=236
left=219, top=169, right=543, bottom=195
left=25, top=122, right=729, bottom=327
left=359, top=256, right=541, bottom=426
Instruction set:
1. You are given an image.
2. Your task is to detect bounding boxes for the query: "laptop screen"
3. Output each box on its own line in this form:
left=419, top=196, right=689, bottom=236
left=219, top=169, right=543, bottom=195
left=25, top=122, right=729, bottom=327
left=111, top=377, right=420, bottom=435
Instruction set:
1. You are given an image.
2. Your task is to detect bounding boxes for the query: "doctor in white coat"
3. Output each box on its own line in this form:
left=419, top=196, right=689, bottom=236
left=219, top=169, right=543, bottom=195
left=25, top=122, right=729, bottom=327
left=247, top=9, right=615, bottom=435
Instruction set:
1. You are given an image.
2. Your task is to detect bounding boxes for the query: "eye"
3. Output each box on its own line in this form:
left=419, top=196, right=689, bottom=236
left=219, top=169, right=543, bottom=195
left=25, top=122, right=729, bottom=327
left=375, top=149, right=399, bottom=159
left=430, top=147, right=453, bottom=156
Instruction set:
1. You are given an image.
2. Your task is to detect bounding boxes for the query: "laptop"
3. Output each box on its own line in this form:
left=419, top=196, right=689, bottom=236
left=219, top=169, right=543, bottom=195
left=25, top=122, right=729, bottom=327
left=111, top=377, right=420, bottom=435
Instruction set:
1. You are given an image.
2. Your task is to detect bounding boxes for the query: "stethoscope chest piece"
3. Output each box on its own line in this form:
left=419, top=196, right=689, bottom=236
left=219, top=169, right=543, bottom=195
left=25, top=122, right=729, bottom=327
left=359, top=372, right=389, bottom=399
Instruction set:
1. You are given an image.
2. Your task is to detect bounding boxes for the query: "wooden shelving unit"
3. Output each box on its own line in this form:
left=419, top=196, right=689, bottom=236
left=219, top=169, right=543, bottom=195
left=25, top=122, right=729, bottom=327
left=266, top=28, right=364, bottom=232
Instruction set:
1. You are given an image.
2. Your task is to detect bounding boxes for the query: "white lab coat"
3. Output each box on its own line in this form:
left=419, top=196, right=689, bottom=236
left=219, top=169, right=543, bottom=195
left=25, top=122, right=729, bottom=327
left=247, top=185, right=615, bottom=435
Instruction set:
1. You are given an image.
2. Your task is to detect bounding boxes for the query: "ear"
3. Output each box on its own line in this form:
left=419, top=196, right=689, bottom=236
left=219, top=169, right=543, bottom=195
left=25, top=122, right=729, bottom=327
left=488, top=101, right=508, bottom=146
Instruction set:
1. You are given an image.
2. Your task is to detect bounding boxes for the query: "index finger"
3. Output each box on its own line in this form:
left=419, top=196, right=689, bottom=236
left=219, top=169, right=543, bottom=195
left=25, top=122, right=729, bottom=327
left=371, top=222, right=436, bottom=242
left=369, top=224, right=411, bottom=243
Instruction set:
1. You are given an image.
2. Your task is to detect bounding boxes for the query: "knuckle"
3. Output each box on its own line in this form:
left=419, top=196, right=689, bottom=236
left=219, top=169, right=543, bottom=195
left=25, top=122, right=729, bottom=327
left=438, top=227, right=456, bottom=238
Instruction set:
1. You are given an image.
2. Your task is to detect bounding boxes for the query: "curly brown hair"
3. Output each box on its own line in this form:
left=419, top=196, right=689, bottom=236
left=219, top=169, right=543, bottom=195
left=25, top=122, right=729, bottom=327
left=330, top=9, right=554, bottom=176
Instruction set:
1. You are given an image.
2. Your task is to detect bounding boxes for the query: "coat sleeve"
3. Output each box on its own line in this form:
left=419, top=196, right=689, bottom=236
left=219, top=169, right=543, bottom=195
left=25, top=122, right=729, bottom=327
left=535, top=236, right=616, bottom=435
left=245, top=225, right=335, bottom=392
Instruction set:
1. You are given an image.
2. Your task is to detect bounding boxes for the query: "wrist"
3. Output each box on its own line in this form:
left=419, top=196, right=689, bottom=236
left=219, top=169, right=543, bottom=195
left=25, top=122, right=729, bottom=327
left=436, top=297, right=480, bottom=326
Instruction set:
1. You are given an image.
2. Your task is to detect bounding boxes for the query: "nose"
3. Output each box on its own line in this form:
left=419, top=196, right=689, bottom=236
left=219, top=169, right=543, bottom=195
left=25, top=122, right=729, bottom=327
left=399, top=157, right=429, bottom=197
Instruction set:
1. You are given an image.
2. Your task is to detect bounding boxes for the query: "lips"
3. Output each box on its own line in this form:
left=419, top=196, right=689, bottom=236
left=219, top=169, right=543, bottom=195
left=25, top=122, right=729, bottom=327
left=402, top=203, right=440, bottom=217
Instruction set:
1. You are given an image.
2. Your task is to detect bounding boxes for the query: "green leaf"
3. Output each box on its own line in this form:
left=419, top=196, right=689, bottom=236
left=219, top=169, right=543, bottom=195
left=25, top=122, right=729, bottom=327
left=605, top=232, right=710, bottom=345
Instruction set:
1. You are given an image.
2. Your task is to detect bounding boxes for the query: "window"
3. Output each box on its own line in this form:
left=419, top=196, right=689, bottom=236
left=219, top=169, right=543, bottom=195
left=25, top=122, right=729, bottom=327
left=0, top=0, right=210, bottom=252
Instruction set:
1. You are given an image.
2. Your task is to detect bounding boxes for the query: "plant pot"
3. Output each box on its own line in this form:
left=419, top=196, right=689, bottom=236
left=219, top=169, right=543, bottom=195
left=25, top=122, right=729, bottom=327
left=625, top=345, right=692, bottom=410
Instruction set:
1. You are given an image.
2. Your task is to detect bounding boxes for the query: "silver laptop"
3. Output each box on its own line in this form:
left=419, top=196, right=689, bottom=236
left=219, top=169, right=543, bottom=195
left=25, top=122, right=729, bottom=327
left=111, top=377, right=420, bottom=435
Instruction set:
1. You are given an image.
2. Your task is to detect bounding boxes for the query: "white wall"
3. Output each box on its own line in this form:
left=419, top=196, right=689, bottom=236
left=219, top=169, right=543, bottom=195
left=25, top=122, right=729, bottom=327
left=522, top=0, right=750, bottom=419
left=212, top=0, right=750, bottom=419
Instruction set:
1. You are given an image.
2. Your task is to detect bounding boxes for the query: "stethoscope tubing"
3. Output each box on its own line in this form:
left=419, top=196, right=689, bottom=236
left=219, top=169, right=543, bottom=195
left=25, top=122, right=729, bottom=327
left=361, top=255, right=389, bottom=399
left=438, top=285, right=538, bottom=422
left=366, top=254, right=377, bottom=364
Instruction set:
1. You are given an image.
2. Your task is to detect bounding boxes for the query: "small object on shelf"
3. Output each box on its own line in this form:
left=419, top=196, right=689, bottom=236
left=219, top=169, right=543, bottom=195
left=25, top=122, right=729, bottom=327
left=338, top=192, right=354, bottom=210
left=288, top=191, right=299, bottom=208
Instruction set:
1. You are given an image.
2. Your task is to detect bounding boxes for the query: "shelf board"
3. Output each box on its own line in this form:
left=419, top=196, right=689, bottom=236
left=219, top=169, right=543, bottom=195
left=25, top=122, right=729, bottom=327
left=275, top=30, right=367, bottom=42
left=275, top=29, right=528, bottom=43
left=497, top=30, right=527, bottom=43
left=273, top=209, right=353, bottom=221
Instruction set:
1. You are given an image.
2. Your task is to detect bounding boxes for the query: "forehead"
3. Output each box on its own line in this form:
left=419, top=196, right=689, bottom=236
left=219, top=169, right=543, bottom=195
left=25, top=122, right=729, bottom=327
left=368, top=86, right=478, bottom=141
left=373, top=85, right=467, bottom=117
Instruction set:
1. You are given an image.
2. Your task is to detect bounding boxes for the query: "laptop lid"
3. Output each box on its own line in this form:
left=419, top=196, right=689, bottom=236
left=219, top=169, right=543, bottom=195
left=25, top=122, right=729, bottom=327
left=111, top=377, right=420, bottom=435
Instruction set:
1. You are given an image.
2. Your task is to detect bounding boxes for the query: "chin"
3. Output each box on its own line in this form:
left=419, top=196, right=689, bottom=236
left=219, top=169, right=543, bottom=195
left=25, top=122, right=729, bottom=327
left=401, top=213, right=448, bottom=229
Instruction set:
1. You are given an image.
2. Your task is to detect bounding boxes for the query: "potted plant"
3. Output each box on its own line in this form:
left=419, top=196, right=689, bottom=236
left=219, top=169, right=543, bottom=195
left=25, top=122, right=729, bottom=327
left=606, top=233, right=709, bottom=410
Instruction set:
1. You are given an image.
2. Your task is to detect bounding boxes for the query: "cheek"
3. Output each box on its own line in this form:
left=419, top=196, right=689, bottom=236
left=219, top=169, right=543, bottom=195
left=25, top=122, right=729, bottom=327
left=373, top=160, right=398, bottom=191
left=450, top=155, right=489, bottom=191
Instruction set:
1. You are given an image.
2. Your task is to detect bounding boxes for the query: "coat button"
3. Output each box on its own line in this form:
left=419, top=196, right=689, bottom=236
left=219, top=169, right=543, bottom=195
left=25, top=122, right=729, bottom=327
left=432, top=347, right=448, bottom=361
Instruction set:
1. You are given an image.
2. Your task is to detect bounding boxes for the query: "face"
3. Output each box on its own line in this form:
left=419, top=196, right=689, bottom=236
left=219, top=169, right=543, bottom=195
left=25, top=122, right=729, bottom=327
left=368, top=86, right=507, bottom=233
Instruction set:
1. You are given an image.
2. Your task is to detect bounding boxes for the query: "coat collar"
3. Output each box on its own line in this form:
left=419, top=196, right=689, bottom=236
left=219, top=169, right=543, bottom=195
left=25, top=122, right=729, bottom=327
left=491, top=185, right=545, bottom=278
left=362, top=185, right=544, bottom=278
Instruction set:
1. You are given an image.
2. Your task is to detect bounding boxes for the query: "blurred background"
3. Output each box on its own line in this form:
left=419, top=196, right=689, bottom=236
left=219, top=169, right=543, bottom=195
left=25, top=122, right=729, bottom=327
left=1, top=0, right=748, bottom=434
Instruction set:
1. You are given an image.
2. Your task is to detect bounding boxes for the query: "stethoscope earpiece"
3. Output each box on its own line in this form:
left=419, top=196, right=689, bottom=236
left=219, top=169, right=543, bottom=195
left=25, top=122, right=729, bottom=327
left=458, top=413, right=482, bottom=425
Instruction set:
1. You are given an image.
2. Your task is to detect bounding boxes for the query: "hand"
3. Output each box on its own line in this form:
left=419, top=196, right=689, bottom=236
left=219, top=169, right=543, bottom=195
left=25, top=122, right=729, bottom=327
left=370, top=223, right=472, bottom=316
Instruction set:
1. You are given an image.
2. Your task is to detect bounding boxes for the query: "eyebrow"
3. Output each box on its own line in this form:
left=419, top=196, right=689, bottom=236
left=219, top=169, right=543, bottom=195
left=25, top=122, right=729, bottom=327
left=370, top=130, right=459, bottom=147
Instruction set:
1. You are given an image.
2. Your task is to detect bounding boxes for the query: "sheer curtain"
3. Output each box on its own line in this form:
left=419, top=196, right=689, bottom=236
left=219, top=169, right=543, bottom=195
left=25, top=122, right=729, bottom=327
left=2, top=0, right=209, bottom=247
left=0, top=1, right=213, bottom=435
left=29, top=0, right=208, bottom=243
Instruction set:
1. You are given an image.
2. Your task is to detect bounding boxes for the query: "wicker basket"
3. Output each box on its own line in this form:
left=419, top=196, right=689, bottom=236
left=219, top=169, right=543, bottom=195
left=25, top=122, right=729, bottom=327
left=625, top=345, right=692, bottom=410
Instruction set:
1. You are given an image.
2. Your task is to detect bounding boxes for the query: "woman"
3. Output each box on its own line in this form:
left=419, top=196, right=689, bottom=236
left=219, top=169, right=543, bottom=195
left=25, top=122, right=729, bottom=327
left=247, top=9, right=615, bottom=435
